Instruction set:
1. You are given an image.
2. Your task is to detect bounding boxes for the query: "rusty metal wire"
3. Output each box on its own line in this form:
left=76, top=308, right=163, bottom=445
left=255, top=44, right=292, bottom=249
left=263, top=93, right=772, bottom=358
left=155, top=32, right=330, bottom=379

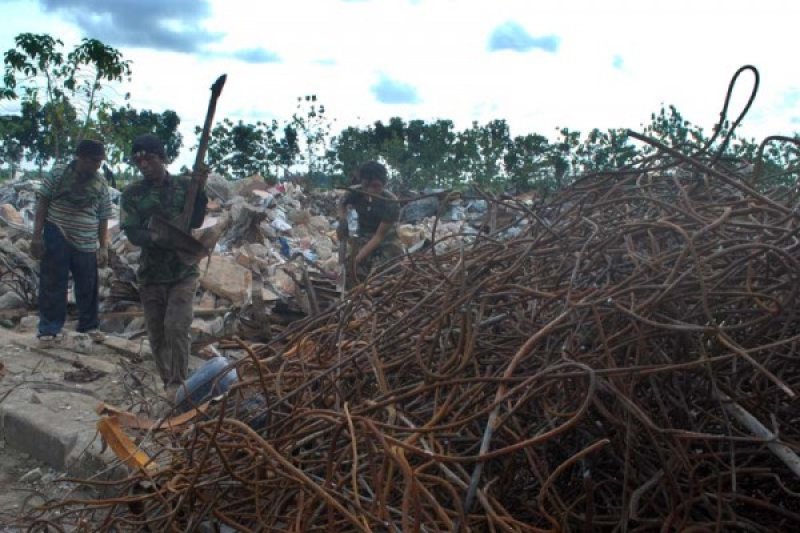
left=12, top=141, right=800, bottom=532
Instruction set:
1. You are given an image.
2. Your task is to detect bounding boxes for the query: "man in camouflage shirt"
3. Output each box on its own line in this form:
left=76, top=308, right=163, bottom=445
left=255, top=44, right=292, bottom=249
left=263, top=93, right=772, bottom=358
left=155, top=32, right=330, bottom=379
left=338, top=161, right=404, bottom=286
left=120, top=134, right=208, bottom=397
left=31, top=139, right=112, bottom=344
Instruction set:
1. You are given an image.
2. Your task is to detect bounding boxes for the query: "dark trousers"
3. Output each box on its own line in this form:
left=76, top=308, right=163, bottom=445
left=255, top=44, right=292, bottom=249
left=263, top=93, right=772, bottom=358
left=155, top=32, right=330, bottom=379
left=140, top=275, right=197, bottom=386
left=38, top=221, right=99, bottom=336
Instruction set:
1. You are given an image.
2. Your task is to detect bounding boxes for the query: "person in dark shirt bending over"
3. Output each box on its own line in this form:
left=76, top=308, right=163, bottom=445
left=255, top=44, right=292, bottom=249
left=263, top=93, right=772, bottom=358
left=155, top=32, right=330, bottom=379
left=337, top=161, right=404, bottom=286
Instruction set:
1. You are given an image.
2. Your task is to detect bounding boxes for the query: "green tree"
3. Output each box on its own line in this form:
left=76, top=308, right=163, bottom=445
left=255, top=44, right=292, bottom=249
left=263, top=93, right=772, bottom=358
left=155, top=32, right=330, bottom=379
left=204, top=118, right=266, bottom=179
left=453, top=120, right=511, bottom=191
left=0, top=115, right=23, bottom=179
left=573, top=128, right=637, bottom=173
left=405, top=119, right=458, bottom=189
left=549, top=127, right=581, bottom=190
left=504, top=132, right=551, bottom=193
left=94, top=104, right=183, bottom=186
left=203, top=118, right=300, bottom=181
left=293, top=94, right=333, bottom=179
left=1, top=33, right=130, bottom=166
left=641, top=104, right=707, bottom=155
left=66, top=38, right=132, bottom=136
left=267, top=121, right=301, bottom=178
left=327, top=125, right=381, bottom=184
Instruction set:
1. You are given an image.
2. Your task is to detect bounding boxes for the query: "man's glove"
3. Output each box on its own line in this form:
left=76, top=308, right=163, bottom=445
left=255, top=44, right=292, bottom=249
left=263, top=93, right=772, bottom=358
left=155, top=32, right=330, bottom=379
left=30, top=238, right=44, bottom=260
left=97, top=246, right=109, bottom=268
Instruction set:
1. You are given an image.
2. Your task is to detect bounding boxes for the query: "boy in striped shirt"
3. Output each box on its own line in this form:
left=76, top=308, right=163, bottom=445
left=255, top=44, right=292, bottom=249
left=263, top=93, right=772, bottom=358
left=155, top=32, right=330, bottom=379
left=30, top=139, right=113, bottom=345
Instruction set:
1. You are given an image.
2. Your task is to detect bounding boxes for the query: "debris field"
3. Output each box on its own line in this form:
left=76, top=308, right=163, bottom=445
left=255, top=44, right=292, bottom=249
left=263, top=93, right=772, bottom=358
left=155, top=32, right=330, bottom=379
left=8, top=132, right=800, bottom=531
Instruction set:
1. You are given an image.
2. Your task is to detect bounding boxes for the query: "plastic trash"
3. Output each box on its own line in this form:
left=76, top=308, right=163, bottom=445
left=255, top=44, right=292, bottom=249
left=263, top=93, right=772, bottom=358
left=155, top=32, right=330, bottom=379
left=465, top=199, right=488, bottom=213
left=175, top=356, right=238, bottom=413
left=442, top=205, right=466, bottom=221
left=271, top=217, right=292, bottom=232
left=278, top=237, right=292, bottom=258
left=401, top=196, right=439, bottom=223
left=347, top=209, right=359, bottom=234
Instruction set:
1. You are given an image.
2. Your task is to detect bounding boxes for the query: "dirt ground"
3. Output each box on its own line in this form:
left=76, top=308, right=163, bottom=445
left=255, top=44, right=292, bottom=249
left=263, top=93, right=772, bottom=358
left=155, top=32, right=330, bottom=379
left=0, top=322, right=170, bottom=531
left=0, top=439, right=93, bottom=532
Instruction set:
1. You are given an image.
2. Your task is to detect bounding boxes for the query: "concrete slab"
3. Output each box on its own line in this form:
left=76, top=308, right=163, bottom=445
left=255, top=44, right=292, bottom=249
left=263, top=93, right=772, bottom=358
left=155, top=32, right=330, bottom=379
left=0, top=393, right=83, bottom=470
left=0, top=326, right=207, bottom=487
left=0, top=388, right=129, bottom=487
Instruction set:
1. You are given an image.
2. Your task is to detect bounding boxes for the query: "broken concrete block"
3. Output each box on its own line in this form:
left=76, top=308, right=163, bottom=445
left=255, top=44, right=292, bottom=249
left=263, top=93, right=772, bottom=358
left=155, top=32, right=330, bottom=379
left=318, top=256, right=339, bottom=274
left=401, top=196, right=440, bottom=223
left=235, top=243, right=269, bottom=270
left=205, top=173, right=232, bottom=202
left=0, top=291, right=24, bottom=310
left=243, top=243, right=268, bottom=258
left=19, top=315, right=37, bottom=330
left=0, top=394, right=89, bottom=470
left=231, top=175, right=269, bottom=196
left=124, top=316, right=146, bottom=334
left=262, top=286, right=279, bottom=301
left=200, top=256, right=252, bottom=306
left=260, top=221, right=278, bottom=239
left=290, top=224, right=311, bottom=239
left=191, top=317, right=223, bottom=338
left=313, top=235, right=334, bottom=261
left=252, top=190, right=275, bottom=207
left=308, top=215, right=330, bottom=233
left=15, top=239, right=31, bottom=254
left=398, top=224, right=425, bottom=247
left=195, top=215, right=221, bottom=232
left=287, top=208, right=311, bottom=225
left=269, top=268, right=296, bottom=296
left=0, top=203, right=24, bottom=227
left=197, top=291, right=216, bottom=310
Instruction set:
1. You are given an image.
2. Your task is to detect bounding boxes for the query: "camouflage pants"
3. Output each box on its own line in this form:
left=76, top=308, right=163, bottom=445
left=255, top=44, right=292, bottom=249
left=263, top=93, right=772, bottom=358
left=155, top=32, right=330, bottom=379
left=346, top=237, right=405, bottom=287
left=140, top=275, right=198, bottom=386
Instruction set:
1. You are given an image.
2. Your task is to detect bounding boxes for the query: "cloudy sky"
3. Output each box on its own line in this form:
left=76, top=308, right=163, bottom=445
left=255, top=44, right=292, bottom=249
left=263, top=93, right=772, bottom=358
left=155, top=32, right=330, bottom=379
left=1, top=0, right=799, bottom=168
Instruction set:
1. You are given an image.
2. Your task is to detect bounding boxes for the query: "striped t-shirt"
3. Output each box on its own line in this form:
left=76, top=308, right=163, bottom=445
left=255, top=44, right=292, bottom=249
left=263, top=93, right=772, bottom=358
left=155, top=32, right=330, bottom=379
left=39, top=163, right=113, bottom=252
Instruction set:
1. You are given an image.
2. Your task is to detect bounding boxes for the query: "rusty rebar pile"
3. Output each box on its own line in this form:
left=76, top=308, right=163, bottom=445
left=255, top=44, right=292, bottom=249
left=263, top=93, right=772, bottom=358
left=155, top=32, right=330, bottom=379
left=21, top=147, right=800, bottom=531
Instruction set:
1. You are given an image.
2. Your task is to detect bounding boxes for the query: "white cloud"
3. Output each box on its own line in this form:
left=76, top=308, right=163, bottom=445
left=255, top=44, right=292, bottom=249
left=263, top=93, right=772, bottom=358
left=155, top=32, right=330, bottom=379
left=1, top=0, right=799, bottom=169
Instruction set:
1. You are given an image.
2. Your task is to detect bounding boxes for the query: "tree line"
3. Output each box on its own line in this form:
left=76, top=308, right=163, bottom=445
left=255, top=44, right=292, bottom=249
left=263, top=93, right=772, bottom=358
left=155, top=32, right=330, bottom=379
left=1, top=33, right=798, bottom=193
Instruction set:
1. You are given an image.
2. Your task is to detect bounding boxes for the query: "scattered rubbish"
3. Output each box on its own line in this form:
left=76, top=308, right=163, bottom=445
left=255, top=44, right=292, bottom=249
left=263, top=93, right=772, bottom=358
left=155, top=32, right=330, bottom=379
left=63, top=365, right=107, bottom=383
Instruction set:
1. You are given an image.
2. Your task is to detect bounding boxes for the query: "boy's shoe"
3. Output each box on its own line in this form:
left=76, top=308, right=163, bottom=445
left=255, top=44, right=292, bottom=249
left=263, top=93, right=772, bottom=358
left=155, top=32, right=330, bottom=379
left=85, top=329, right=106, bottom=343
left=37, top=332, right=65, bottom=348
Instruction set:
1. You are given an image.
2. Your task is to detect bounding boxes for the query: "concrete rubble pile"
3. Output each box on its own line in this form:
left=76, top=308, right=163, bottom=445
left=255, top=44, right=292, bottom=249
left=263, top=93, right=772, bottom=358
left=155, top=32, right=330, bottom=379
left=0, top=174, right=496, bottom=348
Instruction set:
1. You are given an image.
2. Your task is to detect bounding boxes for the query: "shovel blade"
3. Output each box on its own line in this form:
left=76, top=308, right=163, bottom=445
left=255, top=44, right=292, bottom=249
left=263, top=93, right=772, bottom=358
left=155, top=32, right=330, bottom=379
left=149, top=215, right=209, bottom=265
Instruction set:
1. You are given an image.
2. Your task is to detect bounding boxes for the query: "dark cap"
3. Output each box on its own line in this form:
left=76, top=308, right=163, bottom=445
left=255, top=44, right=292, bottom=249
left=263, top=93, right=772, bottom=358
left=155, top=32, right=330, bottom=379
left=131, top=134, right=166, bottom=159
left=75, top=139, right=106, bottom=159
